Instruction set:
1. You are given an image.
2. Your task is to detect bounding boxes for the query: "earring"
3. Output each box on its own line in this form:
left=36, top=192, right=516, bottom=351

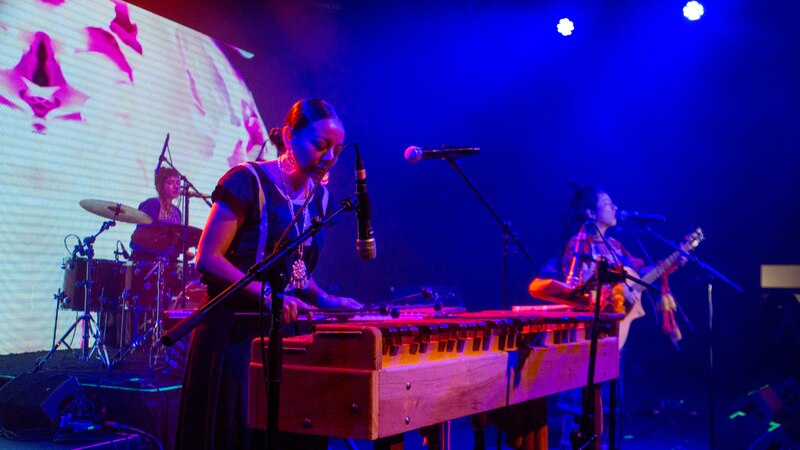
left=278, top=151, right=297, bottom=175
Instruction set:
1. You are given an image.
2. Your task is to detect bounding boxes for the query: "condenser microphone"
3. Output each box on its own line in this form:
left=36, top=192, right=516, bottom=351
left=155, top=133, right=169, bottom=176
left=355, top=145, right=376, bottom=260
left=618, top=210, right=667, bottom=222
left=404, top=145, right=480, bottom=163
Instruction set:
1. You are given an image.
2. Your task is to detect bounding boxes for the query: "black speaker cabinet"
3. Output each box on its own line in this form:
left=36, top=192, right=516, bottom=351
left=0, top=372, right=85, bottom=432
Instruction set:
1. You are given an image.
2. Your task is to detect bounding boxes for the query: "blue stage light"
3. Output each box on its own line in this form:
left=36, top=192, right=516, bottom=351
left=683, top=1, right=704, bottom=21
left=557, top=18, right=574, bottom=36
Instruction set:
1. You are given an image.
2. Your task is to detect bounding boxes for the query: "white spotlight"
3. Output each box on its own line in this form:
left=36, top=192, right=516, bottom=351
left=683, top=1, right=704, bottom=21
left=557, top=18, right=574, bottom=36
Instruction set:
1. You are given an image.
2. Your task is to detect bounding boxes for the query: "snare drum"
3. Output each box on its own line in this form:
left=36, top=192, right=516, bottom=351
left=62, top=258, right=125, bottom=311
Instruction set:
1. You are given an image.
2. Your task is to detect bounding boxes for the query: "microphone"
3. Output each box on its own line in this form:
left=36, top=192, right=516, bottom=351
left=155, top=133, right=170, bottom=176
left=404, top=145, right=480, bottom=163
left=618, top=210, right=667, bottom=222
left=354, top=145, right=376, bottom=260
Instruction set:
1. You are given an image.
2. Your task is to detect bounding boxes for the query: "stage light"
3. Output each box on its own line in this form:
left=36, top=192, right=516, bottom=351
left=683, top=1, right=704, bottom=21
left=557, top=18, right=574, bottom=36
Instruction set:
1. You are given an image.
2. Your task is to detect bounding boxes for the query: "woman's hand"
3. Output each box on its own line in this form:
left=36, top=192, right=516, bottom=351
left=321, top=295, right=363, bottom=310
left=278, top=295, right=317, bottom=323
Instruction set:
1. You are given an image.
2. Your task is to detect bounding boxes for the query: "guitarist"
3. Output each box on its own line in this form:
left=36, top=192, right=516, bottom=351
left=555, top=185, right=647, bottom=450
left=560, top=185, right=647, bottom=349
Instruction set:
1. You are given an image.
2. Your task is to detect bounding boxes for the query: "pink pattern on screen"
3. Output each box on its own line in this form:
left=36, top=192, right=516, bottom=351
left=242, top=99, right=265, bottom=153
left=109, top=1, right=143, bottom=54
left=0, top=31, right=88, bottom=126
left=86, top=27, right=134, bottom=81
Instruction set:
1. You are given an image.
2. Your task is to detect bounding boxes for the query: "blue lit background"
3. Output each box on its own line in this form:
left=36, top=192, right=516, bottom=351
left=11, top=0, right=792, bottom=437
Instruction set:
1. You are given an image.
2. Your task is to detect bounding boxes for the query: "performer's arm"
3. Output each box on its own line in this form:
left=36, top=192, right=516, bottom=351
left=196, top=201, right=313, bottom=321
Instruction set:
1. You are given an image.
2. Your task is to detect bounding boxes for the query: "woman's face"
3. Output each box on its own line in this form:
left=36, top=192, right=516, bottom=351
left=161, top=175, right=181, bottom=201
left=589, top=192, right=618, bottom=230
left=285, top=118, right=345, bottom=181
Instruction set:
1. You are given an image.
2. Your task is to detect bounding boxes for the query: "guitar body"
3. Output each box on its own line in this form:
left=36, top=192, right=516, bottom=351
left=619, top=266, right=646, bottom=349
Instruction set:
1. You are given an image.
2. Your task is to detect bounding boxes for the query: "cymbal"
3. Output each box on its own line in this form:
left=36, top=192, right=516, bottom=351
left=131, top=223, right=202, bottom=252
left=79, top=199, right=153, bottom=225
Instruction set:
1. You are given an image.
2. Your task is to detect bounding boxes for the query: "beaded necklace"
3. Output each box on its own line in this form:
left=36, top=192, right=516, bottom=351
left=277, top=158, right=311, bottom=290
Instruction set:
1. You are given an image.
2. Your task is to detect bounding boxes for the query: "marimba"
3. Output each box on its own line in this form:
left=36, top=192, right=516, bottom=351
left=247, top=309, right=621, bottom=448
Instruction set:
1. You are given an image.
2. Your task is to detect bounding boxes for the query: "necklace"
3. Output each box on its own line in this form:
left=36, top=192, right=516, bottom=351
left=277, top=158, right=311, bottom=291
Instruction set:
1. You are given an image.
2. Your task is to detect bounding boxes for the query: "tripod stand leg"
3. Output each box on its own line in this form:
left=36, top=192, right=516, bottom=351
left=34, top=312, right=111, bottom=370
left=73, top=313, right=112, bottom=367
left=111, top=315, right=155, bottom=368
left=33, top=314, right=84, bottom=372
left=86, top=314, right=112, bottom=368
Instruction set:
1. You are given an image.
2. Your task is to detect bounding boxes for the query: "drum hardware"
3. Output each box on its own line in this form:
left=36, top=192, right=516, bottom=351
left=155, top=156, right=211, bottom=310
left=49, top=289, right=67, bottom=351
left=111, top=257, right=201, bottom=369
left=34, top=200, right=151, bottom=372
left=33, top=200, right=150, bottom=372
left=115, top=155, right=208, bottom=369
left=111, top=258, right=173, bottom=369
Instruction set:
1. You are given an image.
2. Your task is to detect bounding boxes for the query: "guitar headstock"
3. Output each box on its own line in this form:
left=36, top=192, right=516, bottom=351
left=681, top=227, right=704, bottom=252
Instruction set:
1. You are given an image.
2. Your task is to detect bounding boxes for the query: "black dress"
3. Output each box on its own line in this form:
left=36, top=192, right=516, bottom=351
left=174, top=162, right=331, bottom=450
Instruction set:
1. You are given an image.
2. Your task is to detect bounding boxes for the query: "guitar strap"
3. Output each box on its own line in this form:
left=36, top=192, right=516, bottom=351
left=659, top=271, right=683, bottom=347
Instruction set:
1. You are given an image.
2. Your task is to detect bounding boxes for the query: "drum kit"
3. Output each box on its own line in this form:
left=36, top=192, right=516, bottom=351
left=35, top=199, right=204, bottom=372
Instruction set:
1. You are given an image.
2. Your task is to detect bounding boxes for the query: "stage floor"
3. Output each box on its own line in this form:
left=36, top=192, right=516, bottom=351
left=0, top=350, right=182, bottom=450
left=0, top=350, right=713, bottom=450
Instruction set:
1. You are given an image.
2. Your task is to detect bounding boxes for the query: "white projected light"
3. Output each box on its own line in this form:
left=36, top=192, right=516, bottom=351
left=0, top=1, right=268, bottom=354
left=557, top=18, right=575, bottom=36
left=683, top=1, right=704, bottom=21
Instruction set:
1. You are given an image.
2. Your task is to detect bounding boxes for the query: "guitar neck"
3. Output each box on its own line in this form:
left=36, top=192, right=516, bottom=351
left=641, top=250, right=683, bottom=284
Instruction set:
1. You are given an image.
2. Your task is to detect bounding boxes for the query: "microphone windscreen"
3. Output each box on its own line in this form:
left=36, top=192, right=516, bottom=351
left=357, top=238, right=376, bottom=260
left=404, top=146, right=422, bottom=163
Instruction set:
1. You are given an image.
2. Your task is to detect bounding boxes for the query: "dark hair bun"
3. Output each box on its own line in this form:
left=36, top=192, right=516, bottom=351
left=268, top=127, right=285, bottom=155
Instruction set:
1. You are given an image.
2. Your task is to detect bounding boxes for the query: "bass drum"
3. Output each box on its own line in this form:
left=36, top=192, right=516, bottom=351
left=62, top=258, right=125, bottom=311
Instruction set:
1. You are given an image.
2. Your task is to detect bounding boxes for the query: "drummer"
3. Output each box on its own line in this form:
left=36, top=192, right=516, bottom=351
left=129, top=167, right=186, bottom=260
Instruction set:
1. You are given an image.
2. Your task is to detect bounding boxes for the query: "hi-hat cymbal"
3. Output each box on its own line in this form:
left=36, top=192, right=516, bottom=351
left=131, top=223, right=202, bottom=252
left=79, top=199, right=153, bottom=225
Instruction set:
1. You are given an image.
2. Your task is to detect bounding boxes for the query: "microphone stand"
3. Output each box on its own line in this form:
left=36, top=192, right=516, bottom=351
left=443, top=158, right=533, bottom=450
left=640, top=224, right=742, bottom=450
left=445, top=158, right=532, bottom=310
left=571, top=259, right=658, bottom=450
left=158, top=156, right=211, bottom=308
left=161, top=194, right=358, bottom=449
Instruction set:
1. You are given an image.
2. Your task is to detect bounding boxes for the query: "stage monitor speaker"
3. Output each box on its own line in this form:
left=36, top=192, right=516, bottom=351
left=0, top=372, right=85, bottom=432
left=716, top=379, right=800, bottom=449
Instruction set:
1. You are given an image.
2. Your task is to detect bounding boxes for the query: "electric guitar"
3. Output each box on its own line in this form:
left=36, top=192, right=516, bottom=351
left=618, top=227, right=704, bottom=349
